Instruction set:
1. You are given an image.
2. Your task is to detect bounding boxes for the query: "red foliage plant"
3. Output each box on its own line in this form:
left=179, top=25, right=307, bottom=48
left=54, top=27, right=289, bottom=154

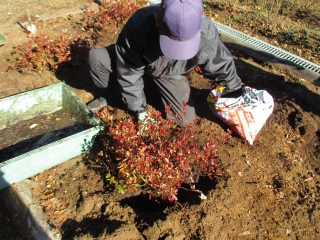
left=82, top=0, right=148, bottom=32
left=9, top=1, right=147, bottom=73
left=9, top=33, right=94, bottom=73
left=101, top=105, right=222, bottom=202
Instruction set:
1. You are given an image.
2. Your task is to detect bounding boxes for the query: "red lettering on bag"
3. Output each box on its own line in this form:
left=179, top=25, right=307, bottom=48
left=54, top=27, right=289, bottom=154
left=244, top=111, right=254, bottom=126
left=229, top=110, right=245, bottom=139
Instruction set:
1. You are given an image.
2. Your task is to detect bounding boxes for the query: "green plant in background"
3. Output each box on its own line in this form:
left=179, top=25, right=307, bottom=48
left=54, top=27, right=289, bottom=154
left=204, top=0, right=319, bottom=64
left=231, top=14, right=243, bottom=23
left=314, top=29, right=320, bottom=37
left=203, top=3, right=211, bottom=15
left=302, top=28, right=309, bottom=40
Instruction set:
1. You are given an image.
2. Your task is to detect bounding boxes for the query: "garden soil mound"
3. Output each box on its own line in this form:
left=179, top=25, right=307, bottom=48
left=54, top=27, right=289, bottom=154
left=0, top=1, right=320, bottom=239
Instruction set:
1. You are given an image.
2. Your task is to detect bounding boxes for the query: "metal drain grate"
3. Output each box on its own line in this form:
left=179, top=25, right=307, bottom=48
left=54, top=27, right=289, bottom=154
left=213, top=21, right=320, bottom=74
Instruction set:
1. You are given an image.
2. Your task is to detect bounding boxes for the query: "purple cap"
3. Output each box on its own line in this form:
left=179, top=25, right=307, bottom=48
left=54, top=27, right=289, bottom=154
left=158, top=0, right=203, bottom=60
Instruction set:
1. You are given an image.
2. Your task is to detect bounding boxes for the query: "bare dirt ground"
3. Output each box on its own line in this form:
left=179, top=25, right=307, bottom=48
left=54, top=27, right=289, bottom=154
left=0, top=1, right=320, bottom=240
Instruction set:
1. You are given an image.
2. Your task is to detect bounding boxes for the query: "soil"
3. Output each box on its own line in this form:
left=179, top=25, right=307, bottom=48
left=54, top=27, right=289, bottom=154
left=0, top=109, right=83, bottom=162
left=0, top=1, right=320, bottom=240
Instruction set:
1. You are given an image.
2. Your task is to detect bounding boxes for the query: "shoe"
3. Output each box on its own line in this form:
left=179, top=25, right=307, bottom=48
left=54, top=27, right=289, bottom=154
left=87, top=97, right=107, bottom=112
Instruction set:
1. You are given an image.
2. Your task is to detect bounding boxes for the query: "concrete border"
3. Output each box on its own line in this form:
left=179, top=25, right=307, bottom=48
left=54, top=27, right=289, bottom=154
left=0, top=179, right=61, bottom=240
left=219, top=33, right=320, bottom=86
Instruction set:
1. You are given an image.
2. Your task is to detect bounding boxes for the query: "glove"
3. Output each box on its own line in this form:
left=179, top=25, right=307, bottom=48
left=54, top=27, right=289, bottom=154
left=138, top=112, right=149, bottom=122
left=137, top=111, right=155, bottom=134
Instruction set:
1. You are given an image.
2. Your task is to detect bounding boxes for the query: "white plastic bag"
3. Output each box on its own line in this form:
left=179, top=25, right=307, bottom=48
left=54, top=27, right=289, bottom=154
left=208, top=86, right=274, bottom=145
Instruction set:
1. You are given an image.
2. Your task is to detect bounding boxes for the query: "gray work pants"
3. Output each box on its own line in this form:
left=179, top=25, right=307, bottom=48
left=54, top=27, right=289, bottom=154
left=88, top=45, right=196, bottom=125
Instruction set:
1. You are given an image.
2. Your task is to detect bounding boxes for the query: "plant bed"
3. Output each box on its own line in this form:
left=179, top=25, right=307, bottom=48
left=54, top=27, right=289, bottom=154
left=0, top=83, right=103, bottom=190
left=0, top=109, right=86, bottom=162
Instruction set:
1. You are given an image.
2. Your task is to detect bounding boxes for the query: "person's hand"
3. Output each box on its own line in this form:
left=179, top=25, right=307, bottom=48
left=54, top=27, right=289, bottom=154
left=137, top=111, right=149, bottom=122
left=137, top=111, right=155, bottom=134
left=207, top=86, right=244, bottom=104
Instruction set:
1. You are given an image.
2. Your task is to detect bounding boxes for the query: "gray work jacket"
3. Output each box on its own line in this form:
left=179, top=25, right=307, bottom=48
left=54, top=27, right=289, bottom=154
left=116, top=5, right=242, bottom=113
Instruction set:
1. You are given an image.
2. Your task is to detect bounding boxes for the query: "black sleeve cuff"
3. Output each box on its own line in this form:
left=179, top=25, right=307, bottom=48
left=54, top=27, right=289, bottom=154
left=221, top=87, right=243, bottom=98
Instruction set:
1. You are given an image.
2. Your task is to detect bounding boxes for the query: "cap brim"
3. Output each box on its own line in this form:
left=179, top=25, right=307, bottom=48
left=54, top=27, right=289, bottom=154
left=159, top=30, right=200, bottom=60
